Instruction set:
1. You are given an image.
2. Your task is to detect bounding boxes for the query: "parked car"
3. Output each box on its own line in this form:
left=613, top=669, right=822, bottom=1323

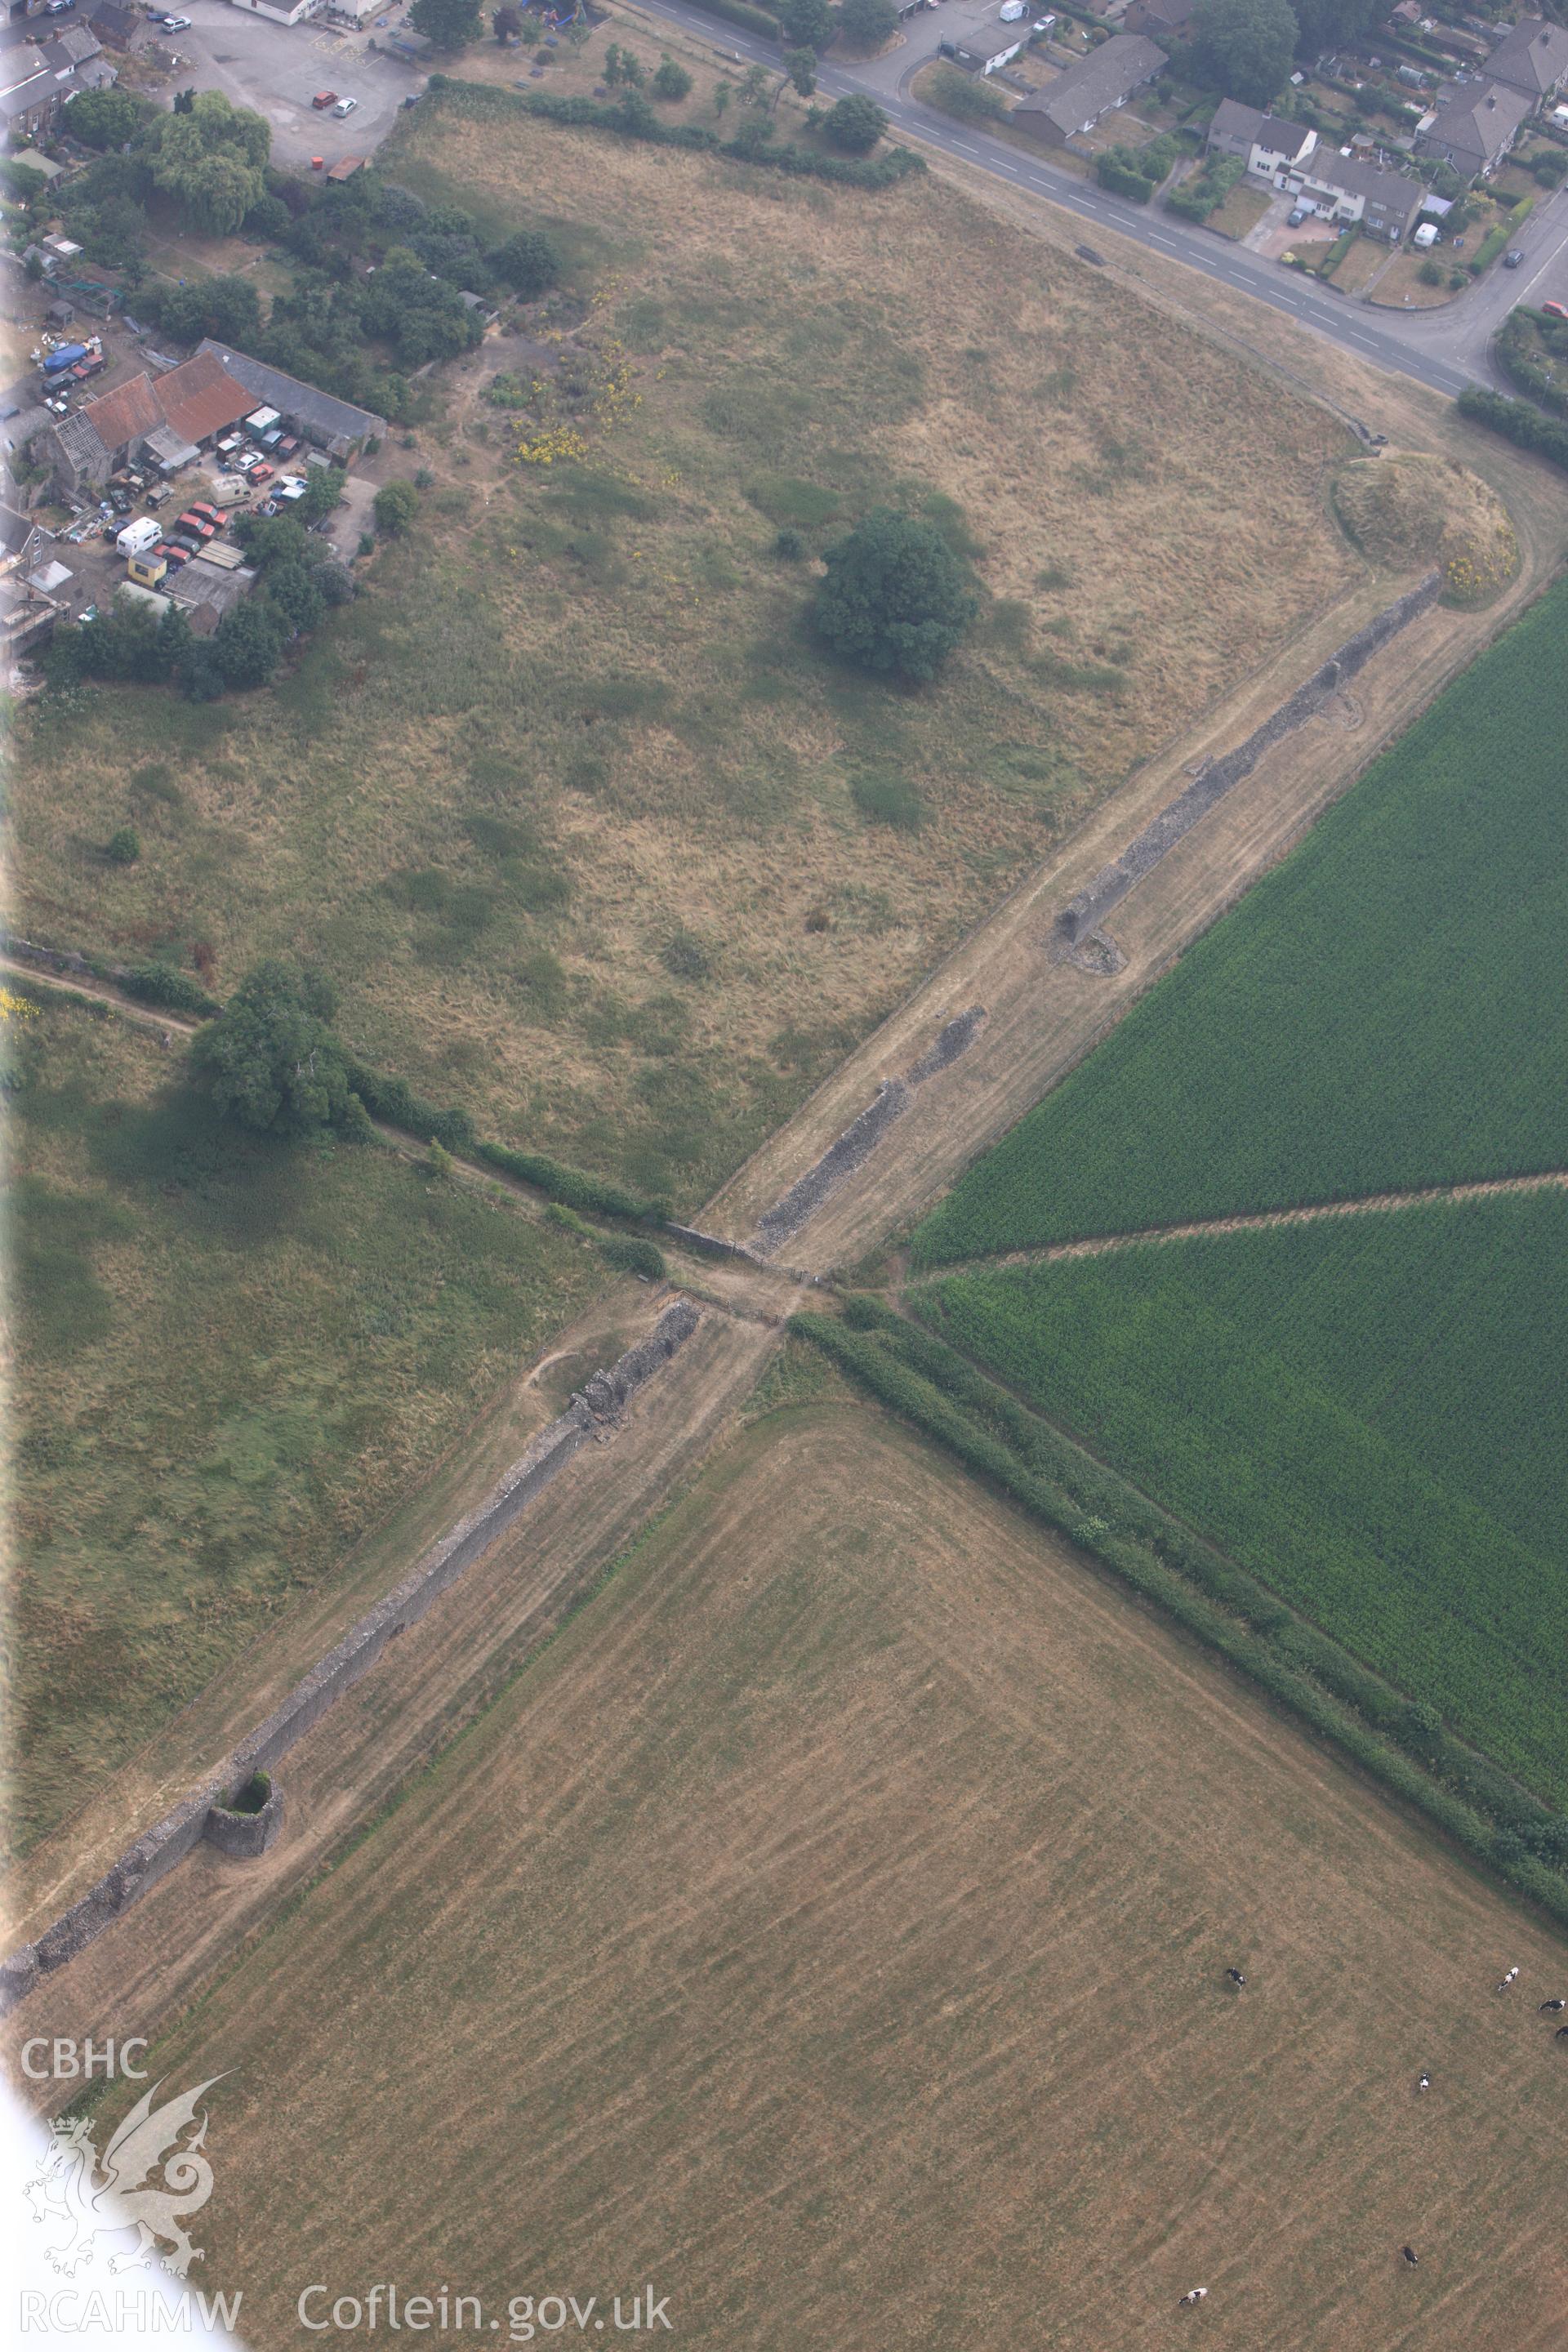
left=1544, top=299, right=1568, bottom=320
left=187, top=501, right=226, bottom=531
left=312, top=90, right=339, bottom=109
left=1288, top=205, right=1308, bottom=226
left=175, top=510, right=216, bottom=540
left=162, top=12, right=192, bottom=28
left=46, top=2, right=76, bottom=16
left=154, top=541, right=191, bottom=568
left=1503, top=248, right=1525, bottom=269
left=332, top=96, right=358, bottom=117
left=274, top=477, right=309, bottom=503
left=245, top=460, right=275, bottom=484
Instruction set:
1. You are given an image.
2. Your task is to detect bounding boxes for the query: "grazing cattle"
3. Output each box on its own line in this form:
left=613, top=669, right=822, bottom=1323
left=1555, top=2025, right=1568, bottom=2042
left=1402, top=2247, right=1419, bottom=2267
left=1416, top=2074, right=1431, bottom=2091
left=1178, top=2287, right=1209, bottom=2306
left=1225, top=1968, right=1246, bottom=1987
left=1541, top=1998, right=1566, bottom=2013
left=1497, top=1967, right=1521, bottom=1991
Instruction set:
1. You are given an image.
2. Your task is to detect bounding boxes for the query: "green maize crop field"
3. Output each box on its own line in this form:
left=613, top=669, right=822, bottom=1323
left=912, top=579, right=1568, bottom=1267
left=914, top=1187, right=1568, bottom=1801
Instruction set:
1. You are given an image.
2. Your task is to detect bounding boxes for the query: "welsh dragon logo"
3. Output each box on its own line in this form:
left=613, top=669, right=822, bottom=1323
left=24, top=2077, right=226, bottom=2280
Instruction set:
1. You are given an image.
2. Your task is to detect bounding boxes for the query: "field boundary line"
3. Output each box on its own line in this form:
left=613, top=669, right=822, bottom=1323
left=923, top=1165, right=1568, bottom=1276
left=0, top=1299, right=704, bottom=2020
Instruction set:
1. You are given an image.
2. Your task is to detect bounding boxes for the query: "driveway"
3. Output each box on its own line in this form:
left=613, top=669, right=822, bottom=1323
left=163, top=0, right=422, bottom=167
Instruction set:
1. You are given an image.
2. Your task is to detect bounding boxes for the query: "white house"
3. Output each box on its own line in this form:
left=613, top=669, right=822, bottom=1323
left=228, top=0, right=318, bottom=25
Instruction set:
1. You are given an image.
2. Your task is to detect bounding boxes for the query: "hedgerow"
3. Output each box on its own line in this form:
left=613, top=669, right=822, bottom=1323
left=118, top=964, right=223, bottom=1018
left=1165, top=153, right=1242, bottom=221
left=914, top=1187, right=1568, bottom=1802
left=426, top=76, right=924, bottom=190
left=795, top=1304, right=1568, bottom=1927
left=475, top=1139, right=663, bottom=1223
left=1458, top=385, right=1568, bottom=472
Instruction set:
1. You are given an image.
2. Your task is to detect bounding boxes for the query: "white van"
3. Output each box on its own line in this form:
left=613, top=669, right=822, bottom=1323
left=115, top=516, right=162, bottom=559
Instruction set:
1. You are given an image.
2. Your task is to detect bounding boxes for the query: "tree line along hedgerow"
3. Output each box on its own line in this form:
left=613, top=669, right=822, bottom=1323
left=912, top=577, right=1568, bottom=1265
left=795, top=1299, right=1568, bottom=1927
left=911, top=1184, right=1568, bottom=1802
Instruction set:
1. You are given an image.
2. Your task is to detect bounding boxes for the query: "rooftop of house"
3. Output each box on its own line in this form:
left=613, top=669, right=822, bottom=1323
left=87, top=1, right=144, bottom=35
left=0, top=501, right=42, bottom=561
left=153, top=349, right=253, bottom=446
left=195, top=340, right=389, bottom=448
left=1422, top=76, right=1534, bottom=153
left=1014, top=33, right=1167, bottom=129
left=48, top=410, right=109, bottom=474
left=1210, top=99, right=1315, bottom=155
left=76, top=369, right=162, bottom=452
left=1306, top=148, right=1421, bottom=203
left=1485, top=14, right=1568, bottom=94
left=44, top=22, right=102, bottom=65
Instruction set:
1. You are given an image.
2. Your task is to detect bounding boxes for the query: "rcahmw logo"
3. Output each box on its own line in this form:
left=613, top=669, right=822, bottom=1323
left=22, top=2071, right=238, bottom=2331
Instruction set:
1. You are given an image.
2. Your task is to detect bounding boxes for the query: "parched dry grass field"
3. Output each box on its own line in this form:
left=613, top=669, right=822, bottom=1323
left=9, top=77, right=1360, bottom=1210
left=3, top=991, right=605, bottom=1855
left=105, top=1400, right=1568, bottom=2351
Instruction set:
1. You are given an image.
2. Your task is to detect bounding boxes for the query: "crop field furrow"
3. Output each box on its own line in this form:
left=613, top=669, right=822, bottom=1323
left=923, top=1161, right=1568, bottom=1275
left=913, top=580, right=1568, bottom=1267
left=913, top=1184, right=1568, bottom=1800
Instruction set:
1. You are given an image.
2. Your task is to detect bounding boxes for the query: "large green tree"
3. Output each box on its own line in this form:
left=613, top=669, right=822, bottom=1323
left=64, top=86, right=143, bottom=149
left=147, top=91, right=270, bottom=234
left=156, top=273, right=262, bottom=348
left=193, top=963, right=354, bottom=1138
left=212, top=599, right=287, bottom=690
left=836, top=0, right=898, bottom=47
left=822, top=91, right=887, bottom=151
left=813, top=507, right=978, bottom=681
left=492, top=227, right=560, bottom=298
left=409, top=0, right=484, bottom=47
left=779, top=0, right=835, bottom=47
left=1188, top=0, right=1297, bottom=105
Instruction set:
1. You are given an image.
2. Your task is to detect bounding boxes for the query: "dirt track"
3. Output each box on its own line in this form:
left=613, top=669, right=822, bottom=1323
left=7, top=270, right=1568, bottom=2060
left=925, top=1164, right=1568, bottom=1275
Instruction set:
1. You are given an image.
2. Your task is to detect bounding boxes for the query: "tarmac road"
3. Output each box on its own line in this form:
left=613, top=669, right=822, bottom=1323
left=620, top=0, right=1568, bottom=403
left=149, top=0, right=1568, bottom=402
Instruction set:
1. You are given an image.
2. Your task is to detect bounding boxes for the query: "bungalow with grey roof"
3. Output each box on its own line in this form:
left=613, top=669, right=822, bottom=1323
left=1011, top=33, right=1167, bottom=149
